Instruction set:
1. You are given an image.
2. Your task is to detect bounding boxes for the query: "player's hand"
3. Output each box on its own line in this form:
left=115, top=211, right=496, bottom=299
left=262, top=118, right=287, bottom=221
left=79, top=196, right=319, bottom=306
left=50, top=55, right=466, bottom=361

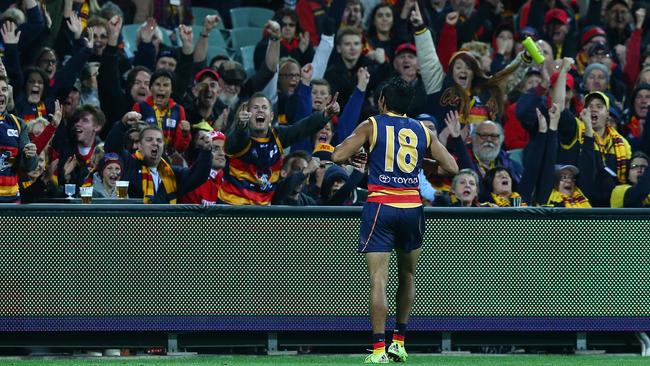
left=350, top=150, right=367, bottom=172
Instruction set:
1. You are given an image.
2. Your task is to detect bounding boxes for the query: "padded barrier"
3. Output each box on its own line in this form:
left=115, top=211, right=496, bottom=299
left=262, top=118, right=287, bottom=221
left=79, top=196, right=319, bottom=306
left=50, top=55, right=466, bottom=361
left=1, top=205, right=649, bottom=332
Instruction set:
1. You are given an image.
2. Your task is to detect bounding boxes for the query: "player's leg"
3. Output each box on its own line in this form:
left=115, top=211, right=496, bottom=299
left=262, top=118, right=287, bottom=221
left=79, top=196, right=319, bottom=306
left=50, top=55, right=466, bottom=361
left=395, top=247, right=422, bottom=326
left=366, top=252, right=391, bottom=335
left=364, top=252, right=391, bottom=363
left=388, top=207, right=425, bottom=362
left=359, top=203, right=394, bottom=363
left=386, top=247, right=421, bottom=363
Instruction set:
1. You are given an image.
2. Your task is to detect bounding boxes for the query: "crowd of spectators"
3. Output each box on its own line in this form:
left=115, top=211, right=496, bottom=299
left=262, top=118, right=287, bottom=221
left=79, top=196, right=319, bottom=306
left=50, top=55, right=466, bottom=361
left=1, top=0, right=649, bottom=208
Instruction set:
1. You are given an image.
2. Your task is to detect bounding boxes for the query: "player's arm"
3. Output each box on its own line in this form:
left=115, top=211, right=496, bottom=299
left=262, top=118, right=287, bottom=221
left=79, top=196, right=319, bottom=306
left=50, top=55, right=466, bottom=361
left=332, top=119, right=372, bottom=164
left=427, top=133, right=458, bottom=177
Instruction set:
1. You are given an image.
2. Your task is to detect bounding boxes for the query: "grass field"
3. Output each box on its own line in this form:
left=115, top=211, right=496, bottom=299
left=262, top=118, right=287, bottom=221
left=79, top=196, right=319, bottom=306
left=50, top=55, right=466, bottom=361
left=0, top=355, right=647, bottom=366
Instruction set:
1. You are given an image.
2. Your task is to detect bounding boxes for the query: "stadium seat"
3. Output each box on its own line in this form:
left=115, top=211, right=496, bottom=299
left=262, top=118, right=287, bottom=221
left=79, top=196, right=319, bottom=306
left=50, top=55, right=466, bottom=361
left=121, top=24, right=141, bottom=54
left=191, top=6, right=226, bottom=30
left=239, top=45, right=256, bottom=78
left=206, top=46, right=230, bottom=64
left=230, top=7, right=274, bottom=28
left=229, top=27, right=263, bottom=50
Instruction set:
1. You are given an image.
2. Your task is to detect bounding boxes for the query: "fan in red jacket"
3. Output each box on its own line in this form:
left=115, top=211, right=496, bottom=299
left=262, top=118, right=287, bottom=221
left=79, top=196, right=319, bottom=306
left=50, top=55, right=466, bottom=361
left=179, top=130, right=226, bottom=205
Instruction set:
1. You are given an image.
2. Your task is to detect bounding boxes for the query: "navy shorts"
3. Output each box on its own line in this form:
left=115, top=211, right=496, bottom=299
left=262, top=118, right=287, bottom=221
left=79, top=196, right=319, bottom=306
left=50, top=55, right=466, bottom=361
left=358, top=202, right=425, bottom=253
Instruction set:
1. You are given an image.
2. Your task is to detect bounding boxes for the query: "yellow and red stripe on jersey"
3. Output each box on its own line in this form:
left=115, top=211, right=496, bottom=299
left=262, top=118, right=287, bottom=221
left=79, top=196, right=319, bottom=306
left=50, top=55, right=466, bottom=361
left=367, top=184, right=421, bottom=208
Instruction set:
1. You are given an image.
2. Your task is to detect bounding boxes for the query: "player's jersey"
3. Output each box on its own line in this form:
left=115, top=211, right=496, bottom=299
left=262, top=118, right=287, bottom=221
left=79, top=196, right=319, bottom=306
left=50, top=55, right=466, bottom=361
left=366, top=112, right=431, bottom=208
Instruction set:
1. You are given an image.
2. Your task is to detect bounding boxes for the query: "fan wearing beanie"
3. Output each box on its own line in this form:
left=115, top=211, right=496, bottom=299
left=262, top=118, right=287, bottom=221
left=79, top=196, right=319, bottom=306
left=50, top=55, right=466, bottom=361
left=582, top=63, right=610, bottom=94
left=83, top=153, right=123, bottom=198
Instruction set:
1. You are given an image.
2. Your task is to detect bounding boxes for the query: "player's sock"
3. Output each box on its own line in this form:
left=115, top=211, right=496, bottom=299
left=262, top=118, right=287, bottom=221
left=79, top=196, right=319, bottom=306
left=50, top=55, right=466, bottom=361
left=372, top=333, right=386, bottom=355
left=393, top=323, right=407, bottom=346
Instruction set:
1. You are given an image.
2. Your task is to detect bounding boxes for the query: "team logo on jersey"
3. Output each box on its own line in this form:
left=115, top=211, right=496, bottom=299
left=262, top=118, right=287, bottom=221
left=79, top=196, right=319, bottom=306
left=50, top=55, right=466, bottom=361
left=379, top=174, right=391, bottom=184
left=165, top=118, right=177, bottom=128
left=257, top=171, right=271, bottom=191
left=0, top=151, right=12, bottom=171
left=6, top=129, right=18, bottom=137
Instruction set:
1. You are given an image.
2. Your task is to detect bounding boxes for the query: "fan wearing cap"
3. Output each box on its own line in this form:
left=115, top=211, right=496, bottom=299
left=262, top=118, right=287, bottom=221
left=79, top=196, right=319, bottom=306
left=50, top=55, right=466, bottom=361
left=82, top=153, right=123, bottom=198
left=132, top=69, right=191, bottom=156
left=389, top=42, right=428, bottom=116
left=179, top=130, right=226, bottom=205
left=527, top=102, right=595, bottom=207
left=562, top=91, right=630, bottom=206
left=544, top=8, right=576, bottom=59
left=184, top=68, right=222, bottom=130
left=574, top=26, right=607, bottom=74
left=217, top=92, right=339, bottom=205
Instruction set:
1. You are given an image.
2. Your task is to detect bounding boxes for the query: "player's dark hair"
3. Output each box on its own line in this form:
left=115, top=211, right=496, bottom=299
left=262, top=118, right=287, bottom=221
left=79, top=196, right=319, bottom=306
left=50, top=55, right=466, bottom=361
left=379, top=77, right=414, bottom=115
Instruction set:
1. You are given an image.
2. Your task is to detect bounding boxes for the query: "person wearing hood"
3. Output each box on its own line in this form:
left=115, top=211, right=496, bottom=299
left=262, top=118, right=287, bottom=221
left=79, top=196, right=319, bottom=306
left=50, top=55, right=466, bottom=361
left=318, top=159, right=366, bottom=206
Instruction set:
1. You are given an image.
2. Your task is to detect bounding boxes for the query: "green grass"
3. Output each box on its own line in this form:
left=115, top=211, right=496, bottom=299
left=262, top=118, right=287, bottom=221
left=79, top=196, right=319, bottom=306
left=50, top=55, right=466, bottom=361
left=0, top=355, right=646, bottom=366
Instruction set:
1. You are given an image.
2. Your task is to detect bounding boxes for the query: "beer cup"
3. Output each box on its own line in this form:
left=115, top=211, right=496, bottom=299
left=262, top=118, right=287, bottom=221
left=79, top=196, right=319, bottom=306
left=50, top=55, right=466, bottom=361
left=116, top=181, right=129, bottom=199
left=80, top=187, right=93, bottom=204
